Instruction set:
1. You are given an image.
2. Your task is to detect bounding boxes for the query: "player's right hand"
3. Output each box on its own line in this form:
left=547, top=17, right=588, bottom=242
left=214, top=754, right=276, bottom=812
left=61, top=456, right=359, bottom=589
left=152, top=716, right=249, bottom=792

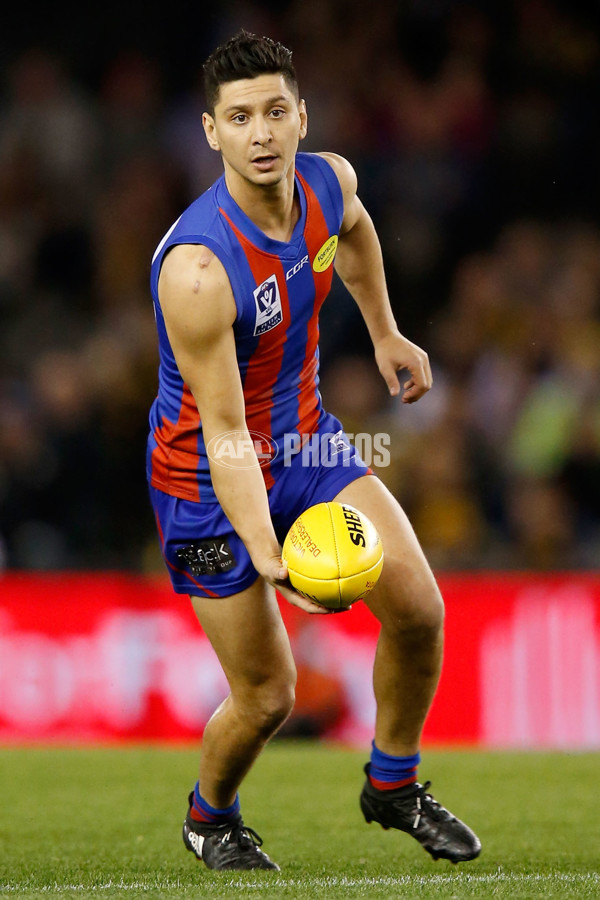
left=261, top=555, right=331, bottom=615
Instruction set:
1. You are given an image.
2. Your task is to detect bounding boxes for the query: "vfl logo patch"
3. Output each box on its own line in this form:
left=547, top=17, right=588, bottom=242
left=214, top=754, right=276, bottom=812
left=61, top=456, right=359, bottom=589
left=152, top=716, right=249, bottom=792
left=253, top=274, right=283, bottom=336
left=176, top=538, right=236, bottom=576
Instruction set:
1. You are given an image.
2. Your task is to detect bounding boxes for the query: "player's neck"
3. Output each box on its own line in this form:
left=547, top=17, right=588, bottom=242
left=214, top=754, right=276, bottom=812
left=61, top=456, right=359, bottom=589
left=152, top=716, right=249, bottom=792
left=225, top=167, right=299, bottom=243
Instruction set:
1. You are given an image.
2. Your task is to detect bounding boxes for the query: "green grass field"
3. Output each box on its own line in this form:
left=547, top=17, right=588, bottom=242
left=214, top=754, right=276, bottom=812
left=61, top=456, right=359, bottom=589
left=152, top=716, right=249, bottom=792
left=0, top=742, right=598, bottom=899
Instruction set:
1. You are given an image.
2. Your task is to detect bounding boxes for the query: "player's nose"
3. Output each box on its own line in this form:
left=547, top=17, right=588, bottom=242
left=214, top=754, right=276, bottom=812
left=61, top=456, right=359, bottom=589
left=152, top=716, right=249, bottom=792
left=252, top=116, right=272, bottom=144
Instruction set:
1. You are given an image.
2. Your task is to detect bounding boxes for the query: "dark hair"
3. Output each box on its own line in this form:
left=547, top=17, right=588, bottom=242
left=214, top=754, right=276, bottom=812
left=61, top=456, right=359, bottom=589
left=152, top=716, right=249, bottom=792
left=203, top=31, right=298, bottom=113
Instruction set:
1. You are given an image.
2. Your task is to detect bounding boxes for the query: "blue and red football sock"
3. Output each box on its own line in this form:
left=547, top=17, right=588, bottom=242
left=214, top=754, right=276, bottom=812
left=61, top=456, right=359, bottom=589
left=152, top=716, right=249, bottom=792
left=189, top=781, right=241, bottom=824
left=368, top=741, right=420, bottom=791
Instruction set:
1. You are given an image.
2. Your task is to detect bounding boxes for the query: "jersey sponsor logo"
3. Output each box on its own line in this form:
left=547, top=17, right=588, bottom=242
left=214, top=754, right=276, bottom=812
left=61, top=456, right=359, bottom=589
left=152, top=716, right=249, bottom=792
left=253, top=274, right=283, bottom=336
left=286, top=254, right=309, bottom=281
left=176, top=538, right=236, bottom=576
left=312, top=235, right=338, bottom=272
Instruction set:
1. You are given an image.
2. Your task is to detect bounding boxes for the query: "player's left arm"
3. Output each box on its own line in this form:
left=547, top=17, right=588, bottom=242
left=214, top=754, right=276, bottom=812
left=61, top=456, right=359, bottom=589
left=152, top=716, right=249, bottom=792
left=319, top=151, right=432, bottom=404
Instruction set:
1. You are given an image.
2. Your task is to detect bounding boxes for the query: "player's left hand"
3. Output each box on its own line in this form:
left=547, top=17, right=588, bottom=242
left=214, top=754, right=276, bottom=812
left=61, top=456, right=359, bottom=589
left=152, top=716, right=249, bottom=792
left=374, top=331, right=432, bottom=404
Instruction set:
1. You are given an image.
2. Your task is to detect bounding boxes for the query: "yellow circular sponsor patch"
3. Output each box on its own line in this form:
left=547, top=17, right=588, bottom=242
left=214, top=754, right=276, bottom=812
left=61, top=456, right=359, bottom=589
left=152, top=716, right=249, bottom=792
left=312, top=235, right=338, bottom=273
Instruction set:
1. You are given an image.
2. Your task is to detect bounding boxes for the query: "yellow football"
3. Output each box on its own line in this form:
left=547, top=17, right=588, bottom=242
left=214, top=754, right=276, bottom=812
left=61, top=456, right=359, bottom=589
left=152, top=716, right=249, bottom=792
left=282, top=501, right=384, bottom=610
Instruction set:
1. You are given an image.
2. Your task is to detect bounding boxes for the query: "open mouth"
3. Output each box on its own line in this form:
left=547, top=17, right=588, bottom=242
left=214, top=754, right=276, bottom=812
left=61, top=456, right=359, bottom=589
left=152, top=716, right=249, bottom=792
left=252, top=155, right=277, bottom=169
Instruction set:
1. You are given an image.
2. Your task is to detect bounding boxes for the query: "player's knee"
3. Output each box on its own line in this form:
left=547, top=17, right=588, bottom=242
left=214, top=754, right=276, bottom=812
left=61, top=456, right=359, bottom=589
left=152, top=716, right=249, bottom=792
left=411, top=582, right=445, bottom=634
left=376, top=558, right=445, bottom=635
left=244, top=675, right=297, bottom=738
left=382, top=582, right=444, bottom=680
left=253, top=688, right=296, bottom=737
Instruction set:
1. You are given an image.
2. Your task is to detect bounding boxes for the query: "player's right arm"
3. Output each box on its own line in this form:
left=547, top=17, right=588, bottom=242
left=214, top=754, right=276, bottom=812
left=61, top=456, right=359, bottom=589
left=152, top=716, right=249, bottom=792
left=157, top=243, right=327, bottom=614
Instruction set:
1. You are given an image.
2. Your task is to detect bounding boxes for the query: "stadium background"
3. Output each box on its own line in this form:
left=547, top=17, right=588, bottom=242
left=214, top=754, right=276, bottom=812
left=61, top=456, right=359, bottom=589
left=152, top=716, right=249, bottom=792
left=1, top=0, right=600, bottom=747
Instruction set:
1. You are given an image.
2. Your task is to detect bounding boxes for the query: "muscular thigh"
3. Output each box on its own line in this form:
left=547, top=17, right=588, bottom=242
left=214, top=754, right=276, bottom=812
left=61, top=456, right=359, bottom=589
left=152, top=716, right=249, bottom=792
left=334, top=475, right=443, bottom=630
left=190, top=577, right=296, bottom=693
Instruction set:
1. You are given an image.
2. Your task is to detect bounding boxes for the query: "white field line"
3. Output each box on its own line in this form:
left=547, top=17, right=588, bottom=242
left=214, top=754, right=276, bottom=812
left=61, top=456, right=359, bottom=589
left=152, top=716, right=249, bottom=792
left=1, top=872, right=599, bottom=892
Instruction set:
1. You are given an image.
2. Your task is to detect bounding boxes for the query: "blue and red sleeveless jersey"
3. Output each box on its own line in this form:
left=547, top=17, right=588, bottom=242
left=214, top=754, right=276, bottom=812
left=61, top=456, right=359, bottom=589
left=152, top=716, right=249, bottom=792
left=147, top=152, right=344, bottom=503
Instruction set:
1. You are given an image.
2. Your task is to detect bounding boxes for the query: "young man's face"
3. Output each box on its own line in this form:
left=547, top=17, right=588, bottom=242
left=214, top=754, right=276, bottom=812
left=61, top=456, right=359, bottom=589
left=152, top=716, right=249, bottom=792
left=202, top=73, right=307, bottom=189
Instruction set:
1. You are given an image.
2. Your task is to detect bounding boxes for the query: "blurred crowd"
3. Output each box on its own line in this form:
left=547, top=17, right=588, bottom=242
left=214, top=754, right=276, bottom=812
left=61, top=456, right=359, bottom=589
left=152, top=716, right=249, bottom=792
left=0, top=0, right=599, bottom=572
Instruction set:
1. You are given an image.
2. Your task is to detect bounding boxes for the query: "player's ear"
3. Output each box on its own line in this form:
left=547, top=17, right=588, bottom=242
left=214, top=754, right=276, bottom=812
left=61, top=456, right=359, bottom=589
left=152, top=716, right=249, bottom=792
left=298, top=99, right=308, bottom=141
left=202, top=112, right=221, bottom=152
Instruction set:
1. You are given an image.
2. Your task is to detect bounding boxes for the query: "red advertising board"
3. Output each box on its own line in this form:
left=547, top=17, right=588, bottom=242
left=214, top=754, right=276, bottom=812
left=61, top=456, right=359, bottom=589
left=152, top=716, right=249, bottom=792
left=1, top=572, right=599, bottom=747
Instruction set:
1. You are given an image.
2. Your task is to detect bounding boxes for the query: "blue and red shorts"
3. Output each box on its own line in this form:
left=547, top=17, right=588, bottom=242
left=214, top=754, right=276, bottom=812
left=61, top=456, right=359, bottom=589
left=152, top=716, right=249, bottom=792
left=149, top=411, right=371, bottom=598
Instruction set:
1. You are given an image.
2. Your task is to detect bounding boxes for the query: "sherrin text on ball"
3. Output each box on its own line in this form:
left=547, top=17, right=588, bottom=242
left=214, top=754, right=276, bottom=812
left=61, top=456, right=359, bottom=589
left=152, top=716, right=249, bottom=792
left=282, top=501, right=384, bottom=610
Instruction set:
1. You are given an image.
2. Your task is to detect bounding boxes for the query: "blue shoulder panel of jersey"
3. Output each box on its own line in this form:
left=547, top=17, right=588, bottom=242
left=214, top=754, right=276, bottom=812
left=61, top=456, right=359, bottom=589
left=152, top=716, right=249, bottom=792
left=294, top=152, right=345, bottom=234
left=149, top=176, right=245, bottom=310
